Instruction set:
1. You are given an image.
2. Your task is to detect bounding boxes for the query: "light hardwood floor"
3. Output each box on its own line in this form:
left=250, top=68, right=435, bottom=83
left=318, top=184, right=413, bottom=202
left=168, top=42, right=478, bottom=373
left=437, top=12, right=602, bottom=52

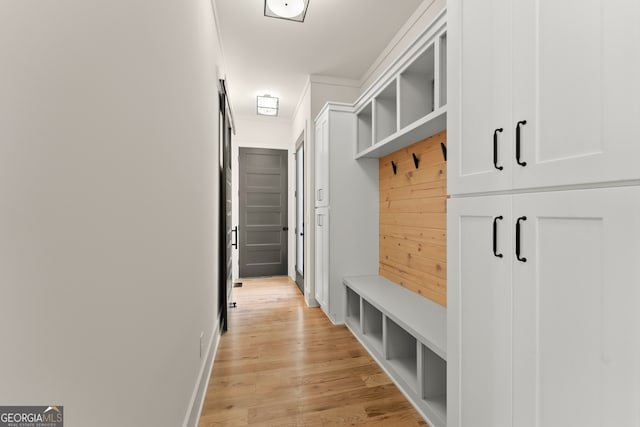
left=198, top=277, right=428, bottom=427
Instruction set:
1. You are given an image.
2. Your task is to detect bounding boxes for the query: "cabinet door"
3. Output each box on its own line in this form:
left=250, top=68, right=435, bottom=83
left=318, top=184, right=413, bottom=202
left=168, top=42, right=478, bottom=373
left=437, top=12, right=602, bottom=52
left=314, top=208, right=329, bottom=309
left=314, top=116, right=329, bottom=207
left=512, top=0, right=640, bottom=190
left=448, top=195, right=513, bottom=427
left=448, top=0, right=513, bottom=196
left=512, top=187, right=640, bottom=427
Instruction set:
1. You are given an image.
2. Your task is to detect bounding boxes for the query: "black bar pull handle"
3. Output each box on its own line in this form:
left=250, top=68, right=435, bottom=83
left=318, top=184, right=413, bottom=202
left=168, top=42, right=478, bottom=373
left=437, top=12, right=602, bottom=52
left=493, top=128, right=504, bottom=170
left=493, top=216, right=504, bottom=258
left=516, top=216, right=527, bottom=262
left=516, top=120, right=527, bottom=166
left=232, top=226, right=238, bottom=249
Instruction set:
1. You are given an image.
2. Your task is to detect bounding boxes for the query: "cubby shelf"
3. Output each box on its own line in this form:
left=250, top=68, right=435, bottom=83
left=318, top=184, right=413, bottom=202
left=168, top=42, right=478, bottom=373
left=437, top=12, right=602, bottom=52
left=374, top=80, right=398, bottom=143
left=362, top=300, right=384, bottom=356
left=356, top=107, right=446, bottom=159
left=356, top=103, right=373, bottom=154
left=343, top=275, right=447, bottom=427
left=354, top=19, right=447, bottom=159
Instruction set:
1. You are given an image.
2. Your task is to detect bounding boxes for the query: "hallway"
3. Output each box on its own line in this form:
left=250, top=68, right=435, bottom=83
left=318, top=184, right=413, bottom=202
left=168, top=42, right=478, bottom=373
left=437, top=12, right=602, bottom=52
left=198, top=277, right=428, bottom=426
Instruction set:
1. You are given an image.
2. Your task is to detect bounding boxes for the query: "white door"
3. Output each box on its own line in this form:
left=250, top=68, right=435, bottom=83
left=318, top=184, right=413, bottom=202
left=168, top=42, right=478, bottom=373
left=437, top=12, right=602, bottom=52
left=448, top=195, right=513, bottom=427
left=448, top=0, right=513, bottom=196
left=512, top=187, right=640, bottom=427
left=314, top=208, right=329, bottom=309
left=512, top=0, right=640, bottom=190
left=314, top=116, right=329, bottom=207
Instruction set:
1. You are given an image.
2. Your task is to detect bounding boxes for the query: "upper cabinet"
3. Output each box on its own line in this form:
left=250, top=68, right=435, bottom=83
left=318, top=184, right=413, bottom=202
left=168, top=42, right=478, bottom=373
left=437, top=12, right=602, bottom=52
left=314, top=112, right=329, bottom=207
left=448, top=0, right=640, bottom=196
left=355, top=11, right=447, bottom=159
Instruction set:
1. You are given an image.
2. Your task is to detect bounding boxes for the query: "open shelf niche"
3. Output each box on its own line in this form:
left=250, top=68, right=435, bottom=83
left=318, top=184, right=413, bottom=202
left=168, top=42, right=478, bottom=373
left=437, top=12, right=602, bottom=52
left=386, top=317, right=418, bottom=392
left=357, top=102, right=373, bottom=153
left=345, top=286, right=361, bottom=330
left=399, top=44, right=435, bottom=129
left=374, top=80, right=398, bottom=143
left=362, top=300, right=383, bottom=355
left=421, top=344, right=447, bottom=425
left=438, top=32, right=447, bottom=108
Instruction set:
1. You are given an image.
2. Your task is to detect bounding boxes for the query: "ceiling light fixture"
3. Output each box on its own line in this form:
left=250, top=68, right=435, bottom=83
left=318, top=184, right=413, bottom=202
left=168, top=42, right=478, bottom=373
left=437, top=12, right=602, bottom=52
left=257, top=95, right=279, bottom=116
left=264, top=0, right=309, bottom=23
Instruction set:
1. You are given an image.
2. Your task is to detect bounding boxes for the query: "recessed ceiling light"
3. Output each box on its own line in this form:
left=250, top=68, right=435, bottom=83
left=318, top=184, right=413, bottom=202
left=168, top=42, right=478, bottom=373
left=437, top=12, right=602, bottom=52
left=257, top=95, right=279, bottom=117
left=264, top=0, right=309, bottom=23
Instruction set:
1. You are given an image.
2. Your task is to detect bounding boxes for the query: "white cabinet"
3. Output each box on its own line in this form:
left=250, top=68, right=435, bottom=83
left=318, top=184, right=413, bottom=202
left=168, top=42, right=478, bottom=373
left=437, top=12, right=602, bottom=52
left=313, top=103, right=378, bottom=323
left=448, top=0, right=640, bottom=196
left=449, top=1, right=640, bottom=425
left=448, top=187, right=640, bottom=427
left=314, top=207, right=329, bottom=308
left=314, top=114, right=329, bottom=207
left=447, top=195, right=513, bottom=427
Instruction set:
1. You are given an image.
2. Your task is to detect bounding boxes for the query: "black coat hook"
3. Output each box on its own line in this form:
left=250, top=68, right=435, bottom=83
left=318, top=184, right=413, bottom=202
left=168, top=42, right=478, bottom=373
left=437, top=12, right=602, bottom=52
left=412, top=153, right=419, bottom=169
left=391, top=161, right=397, bottom=175
left=440, top=142, right=447, bottom=161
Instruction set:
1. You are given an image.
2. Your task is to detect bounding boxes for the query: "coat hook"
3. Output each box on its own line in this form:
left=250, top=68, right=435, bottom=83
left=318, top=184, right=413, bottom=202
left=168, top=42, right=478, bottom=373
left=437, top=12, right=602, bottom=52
left=440, top=142, right=447, bottom=161
left=412, top=153, right=420, bottom=169
left=391, top=161, right=397, bottom=175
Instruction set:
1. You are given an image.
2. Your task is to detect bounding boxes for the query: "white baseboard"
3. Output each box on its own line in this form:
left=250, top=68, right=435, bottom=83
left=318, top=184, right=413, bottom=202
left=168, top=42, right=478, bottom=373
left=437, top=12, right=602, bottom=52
left=182, top=314, right=222, bottom=427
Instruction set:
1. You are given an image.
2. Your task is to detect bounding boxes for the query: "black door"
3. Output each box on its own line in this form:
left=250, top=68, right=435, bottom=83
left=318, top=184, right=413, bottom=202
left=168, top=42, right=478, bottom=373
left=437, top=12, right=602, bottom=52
left=218, top=83, right=234, bottom=333
left=238, top=148, right=288, bottom=277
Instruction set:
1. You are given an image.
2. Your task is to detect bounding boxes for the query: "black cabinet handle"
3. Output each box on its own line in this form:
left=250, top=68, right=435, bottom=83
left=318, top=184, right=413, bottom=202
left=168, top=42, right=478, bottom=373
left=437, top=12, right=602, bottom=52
left=282, top=226, right=289, bottom=231
left=493, top=128, right=504, bottom=170
left=516, top=216, right=527, bottom=262
left=232, top=226, right=238, bottom=249
left=516, top=120, right=527, bottom=166
left=493, top=216, right=503, bottom=258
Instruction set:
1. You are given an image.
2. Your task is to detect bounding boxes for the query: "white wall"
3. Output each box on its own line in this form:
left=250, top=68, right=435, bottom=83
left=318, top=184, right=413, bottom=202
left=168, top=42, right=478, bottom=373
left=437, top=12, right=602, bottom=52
left=0, top=1, right=223, bottom=426
left=231, top=115, right=294, bottom=281
left=309, top=77, right=361, bottom=122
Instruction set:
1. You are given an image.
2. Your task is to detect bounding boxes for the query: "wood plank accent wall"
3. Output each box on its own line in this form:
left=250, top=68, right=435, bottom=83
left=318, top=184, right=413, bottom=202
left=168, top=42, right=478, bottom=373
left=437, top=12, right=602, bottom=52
left=379, top=131, right=447, bottom=307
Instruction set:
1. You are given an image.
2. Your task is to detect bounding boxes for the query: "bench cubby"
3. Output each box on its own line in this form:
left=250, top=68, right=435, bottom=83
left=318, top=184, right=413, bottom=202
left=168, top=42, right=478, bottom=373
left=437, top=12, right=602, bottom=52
left=362, top=299, right=384, bottom=356
left=343, top=275, right=446, bottom=427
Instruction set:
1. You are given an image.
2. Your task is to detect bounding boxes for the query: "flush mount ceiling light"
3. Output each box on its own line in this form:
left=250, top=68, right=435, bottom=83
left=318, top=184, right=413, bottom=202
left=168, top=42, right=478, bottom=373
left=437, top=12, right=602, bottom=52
left=264, top=0, right=309, bottom=22
left=257, top=95, right=279, bottom=116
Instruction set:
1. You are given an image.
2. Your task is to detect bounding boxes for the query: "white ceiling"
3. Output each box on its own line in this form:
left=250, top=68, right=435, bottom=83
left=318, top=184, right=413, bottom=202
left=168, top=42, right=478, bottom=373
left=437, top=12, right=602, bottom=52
left=214, top=0, right=425, bottom=119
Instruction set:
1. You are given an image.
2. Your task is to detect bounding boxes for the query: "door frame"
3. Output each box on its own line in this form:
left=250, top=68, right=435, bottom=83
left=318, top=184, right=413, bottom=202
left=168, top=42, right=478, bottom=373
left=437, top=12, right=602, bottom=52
left=218, top=79, right=234, bottom=333
left=294, top=133, right=305, bottom=293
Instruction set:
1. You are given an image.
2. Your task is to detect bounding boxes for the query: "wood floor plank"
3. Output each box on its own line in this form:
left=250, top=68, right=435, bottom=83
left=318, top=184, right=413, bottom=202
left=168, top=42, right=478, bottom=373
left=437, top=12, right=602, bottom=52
left=198, top=277, right=428, bottom=426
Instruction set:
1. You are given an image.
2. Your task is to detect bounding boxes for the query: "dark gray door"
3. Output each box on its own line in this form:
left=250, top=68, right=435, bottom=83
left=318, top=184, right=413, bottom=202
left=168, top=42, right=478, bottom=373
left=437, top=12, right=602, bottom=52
left=239, top=148, right=288, bottom=277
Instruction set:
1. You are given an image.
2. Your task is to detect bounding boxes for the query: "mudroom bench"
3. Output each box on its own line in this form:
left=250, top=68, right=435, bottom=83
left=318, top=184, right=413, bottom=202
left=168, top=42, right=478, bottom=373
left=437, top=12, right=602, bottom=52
left=343, top=275, right=447, bottom=427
